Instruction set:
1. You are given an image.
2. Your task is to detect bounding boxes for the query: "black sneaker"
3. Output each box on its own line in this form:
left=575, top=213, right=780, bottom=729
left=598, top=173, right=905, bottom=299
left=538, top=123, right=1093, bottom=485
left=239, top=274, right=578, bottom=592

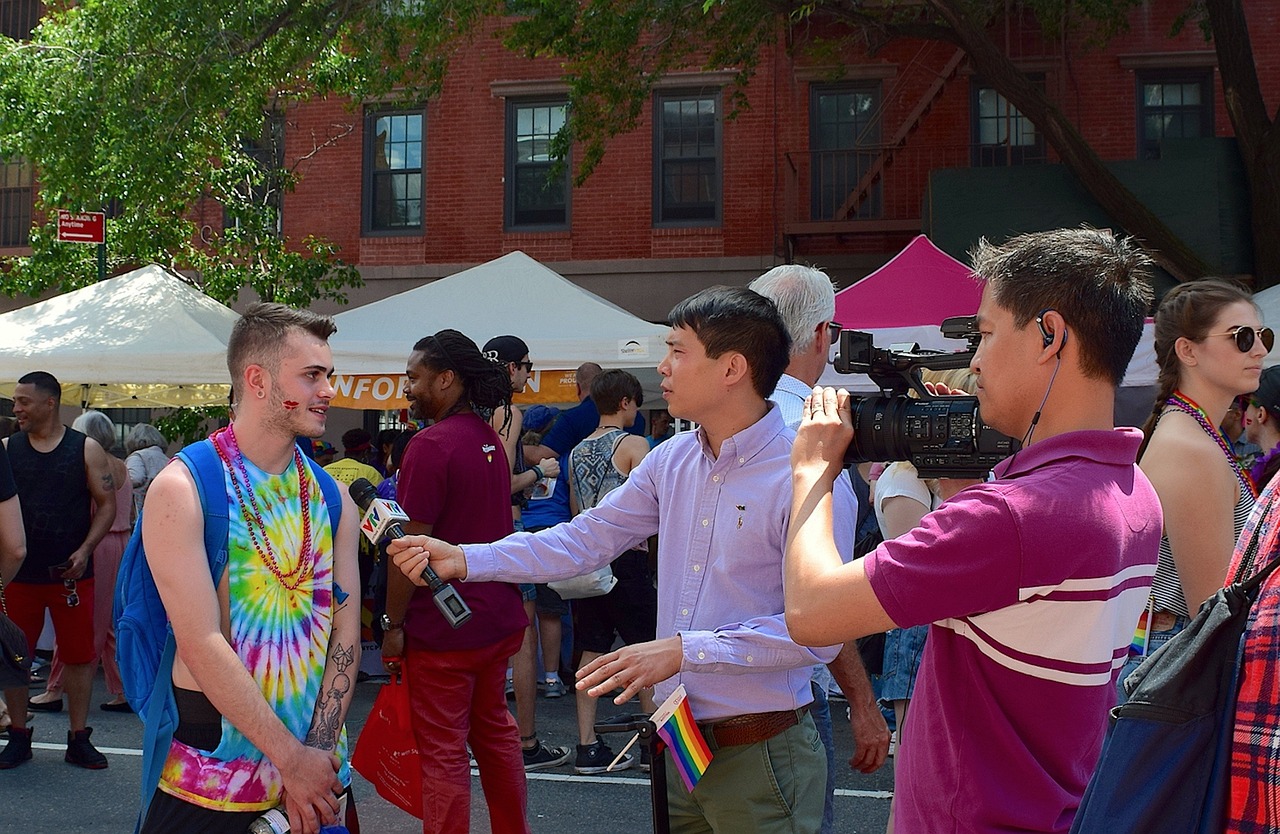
left=575, top=738, right=634, bottom=774
left=0, top=726, right=33, bottom=769
left=65, top=727, right=108, bottom=770
left=522, top=739, right=571, bottom=771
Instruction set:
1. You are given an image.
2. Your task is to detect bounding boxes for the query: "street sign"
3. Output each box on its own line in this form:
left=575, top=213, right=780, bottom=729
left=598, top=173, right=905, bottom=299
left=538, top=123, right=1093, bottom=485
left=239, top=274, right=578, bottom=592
left=56, top=210, right=106, bottom=244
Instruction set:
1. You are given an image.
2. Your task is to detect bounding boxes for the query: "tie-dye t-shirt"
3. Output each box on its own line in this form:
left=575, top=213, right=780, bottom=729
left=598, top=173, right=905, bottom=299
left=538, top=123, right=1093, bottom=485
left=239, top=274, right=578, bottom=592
left=158, top=434, right=351, bottom=811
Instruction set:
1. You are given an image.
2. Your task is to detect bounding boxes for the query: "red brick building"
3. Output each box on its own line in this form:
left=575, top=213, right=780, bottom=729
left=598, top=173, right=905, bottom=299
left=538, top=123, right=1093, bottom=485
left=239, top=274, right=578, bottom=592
left=4, top=3, right=1278, bottom=318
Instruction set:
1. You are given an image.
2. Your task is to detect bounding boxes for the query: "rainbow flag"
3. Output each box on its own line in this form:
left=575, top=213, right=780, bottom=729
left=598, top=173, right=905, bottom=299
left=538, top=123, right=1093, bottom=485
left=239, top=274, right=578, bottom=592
left=652, top=684, right=713, bottom=792
left=1129, top=607, right=1150, bottom=656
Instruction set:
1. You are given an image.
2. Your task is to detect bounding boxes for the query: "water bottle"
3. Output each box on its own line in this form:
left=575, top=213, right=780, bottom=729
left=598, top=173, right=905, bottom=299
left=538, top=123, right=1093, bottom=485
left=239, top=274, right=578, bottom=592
left=246, top=807, right=349, bottom=834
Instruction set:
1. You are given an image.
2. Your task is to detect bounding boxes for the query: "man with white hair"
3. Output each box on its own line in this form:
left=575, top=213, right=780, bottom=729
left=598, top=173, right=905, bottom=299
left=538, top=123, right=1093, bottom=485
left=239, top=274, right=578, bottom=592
left=749, top=265, right=890, bottom=834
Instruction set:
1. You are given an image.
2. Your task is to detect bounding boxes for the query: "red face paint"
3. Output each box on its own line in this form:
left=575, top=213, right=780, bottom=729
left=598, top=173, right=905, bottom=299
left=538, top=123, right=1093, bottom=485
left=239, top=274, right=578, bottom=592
left=283, top=400, right=299, bottom=410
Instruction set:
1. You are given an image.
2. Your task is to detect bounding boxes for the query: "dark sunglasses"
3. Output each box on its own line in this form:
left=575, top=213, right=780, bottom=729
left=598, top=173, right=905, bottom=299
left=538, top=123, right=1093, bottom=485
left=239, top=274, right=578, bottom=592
left=1207, top=326, right=1274, bottom=353
left=518, top=361, right=534, bottom=372
left=827, top=321, right=843, bottom=347
left=62, top=579, right=79, bottom=608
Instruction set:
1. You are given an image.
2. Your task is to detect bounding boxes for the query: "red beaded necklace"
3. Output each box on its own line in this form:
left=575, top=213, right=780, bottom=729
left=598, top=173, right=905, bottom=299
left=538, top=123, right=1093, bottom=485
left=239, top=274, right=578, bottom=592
left=1165, top=390, right=1257, bottom=498
left=213, top=426, right=315, bottom=590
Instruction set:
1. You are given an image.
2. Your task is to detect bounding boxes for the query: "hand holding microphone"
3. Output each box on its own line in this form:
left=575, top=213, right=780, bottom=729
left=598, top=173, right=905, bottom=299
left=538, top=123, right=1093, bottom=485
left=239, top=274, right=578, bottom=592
left=347, top=479, right=472, bottom=629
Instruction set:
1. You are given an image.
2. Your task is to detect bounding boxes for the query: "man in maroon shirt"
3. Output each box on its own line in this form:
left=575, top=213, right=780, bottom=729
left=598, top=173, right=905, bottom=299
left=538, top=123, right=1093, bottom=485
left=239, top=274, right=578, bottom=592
left=381, top=329, right=531, bottom=834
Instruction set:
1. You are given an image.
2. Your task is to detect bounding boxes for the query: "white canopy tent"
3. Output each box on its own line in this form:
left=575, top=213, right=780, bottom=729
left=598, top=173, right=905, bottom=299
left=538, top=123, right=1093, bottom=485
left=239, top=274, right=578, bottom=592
left=329, top=251, right=670, bottom=409
left=0, top=265, right=238, bottom=408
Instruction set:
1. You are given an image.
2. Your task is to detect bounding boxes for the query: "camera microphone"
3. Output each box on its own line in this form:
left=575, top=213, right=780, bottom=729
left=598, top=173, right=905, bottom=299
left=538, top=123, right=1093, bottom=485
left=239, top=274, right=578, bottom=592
left=347, top=478, right=472, bottom=629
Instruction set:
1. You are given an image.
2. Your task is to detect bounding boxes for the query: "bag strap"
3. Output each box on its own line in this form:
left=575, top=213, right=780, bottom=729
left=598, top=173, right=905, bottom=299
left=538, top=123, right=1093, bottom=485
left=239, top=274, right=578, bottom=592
left=0, top=574, right=8, bottom=618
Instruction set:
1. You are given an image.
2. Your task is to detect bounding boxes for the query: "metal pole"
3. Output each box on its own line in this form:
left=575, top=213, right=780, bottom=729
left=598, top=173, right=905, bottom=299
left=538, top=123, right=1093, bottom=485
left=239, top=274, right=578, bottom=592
left=96, top=241, right=105, bottom=283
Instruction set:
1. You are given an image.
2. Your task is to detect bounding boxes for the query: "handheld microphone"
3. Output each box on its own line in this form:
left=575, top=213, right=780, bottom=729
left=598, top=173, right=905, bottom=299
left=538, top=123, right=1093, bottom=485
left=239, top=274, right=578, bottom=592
left=348, top=478, right=472, bottom=629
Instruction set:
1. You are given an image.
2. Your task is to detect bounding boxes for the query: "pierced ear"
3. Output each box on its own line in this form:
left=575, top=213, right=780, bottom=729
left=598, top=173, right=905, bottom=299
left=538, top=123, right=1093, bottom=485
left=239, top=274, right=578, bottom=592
left=244, top=364, right=269, bottom=399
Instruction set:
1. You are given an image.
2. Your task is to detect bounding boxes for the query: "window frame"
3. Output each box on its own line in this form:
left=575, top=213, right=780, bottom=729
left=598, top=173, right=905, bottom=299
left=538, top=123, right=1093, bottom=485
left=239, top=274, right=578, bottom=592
left=362, top=105, right=426, bottom=236
left=1136, top=69, right=1214, bottom=161
left=504, top=98, right=571, bottom=232
left=0, top=154, right=33, bottom=249
left=808, top=82, right=883, bottom=221
left=652, top=88, right=723, bottom=228
left=969, top=77, right=1046, bottom=167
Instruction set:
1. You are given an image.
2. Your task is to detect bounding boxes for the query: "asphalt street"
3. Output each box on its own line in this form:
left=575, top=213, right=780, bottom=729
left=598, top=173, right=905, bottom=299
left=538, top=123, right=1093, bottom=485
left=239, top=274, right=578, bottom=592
left=0, top=670, right=894, bottom=833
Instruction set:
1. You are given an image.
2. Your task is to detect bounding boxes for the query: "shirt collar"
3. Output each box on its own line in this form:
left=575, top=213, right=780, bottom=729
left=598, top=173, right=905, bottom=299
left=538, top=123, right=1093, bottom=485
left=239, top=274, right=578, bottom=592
left=994, top=426, right=1144, bottom=479
left=772, top=373, right=814, bottom=404
left=696, top=402, right=787, bottom=466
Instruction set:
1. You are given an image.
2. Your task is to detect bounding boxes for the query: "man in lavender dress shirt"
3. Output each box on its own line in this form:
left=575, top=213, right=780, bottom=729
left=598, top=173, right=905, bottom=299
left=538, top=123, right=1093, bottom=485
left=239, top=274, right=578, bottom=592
left=391, top=286, right=856, bottom=833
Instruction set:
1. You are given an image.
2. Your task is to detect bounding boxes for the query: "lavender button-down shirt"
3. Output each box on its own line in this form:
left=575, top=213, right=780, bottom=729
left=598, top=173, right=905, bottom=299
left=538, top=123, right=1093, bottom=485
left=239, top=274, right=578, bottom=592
left=464, top=404, right=856, bottom=721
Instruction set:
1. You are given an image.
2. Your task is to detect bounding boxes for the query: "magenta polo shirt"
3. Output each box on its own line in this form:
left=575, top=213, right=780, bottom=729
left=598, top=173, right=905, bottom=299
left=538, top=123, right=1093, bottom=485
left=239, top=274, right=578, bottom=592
left=865, top=428, right=1161, bottom=834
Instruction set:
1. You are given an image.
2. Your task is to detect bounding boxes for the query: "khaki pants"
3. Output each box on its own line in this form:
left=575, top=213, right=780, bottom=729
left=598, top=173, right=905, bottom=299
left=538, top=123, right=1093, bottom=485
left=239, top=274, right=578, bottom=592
left=665, top=712, right=826, bottom=834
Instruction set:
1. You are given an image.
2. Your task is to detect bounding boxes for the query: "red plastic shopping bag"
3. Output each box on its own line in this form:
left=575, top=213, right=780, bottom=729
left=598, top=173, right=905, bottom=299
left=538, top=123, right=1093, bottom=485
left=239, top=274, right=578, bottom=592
left=352, top=673, right=422, bottom=819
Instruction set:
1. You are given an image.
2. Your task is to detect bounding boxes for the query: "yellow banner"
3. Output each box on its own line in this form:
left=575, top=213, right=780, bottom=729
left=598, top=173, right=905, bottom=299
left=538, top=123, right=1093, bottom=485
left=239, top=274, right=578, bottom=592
left=330, top=370, right=578, bottom=410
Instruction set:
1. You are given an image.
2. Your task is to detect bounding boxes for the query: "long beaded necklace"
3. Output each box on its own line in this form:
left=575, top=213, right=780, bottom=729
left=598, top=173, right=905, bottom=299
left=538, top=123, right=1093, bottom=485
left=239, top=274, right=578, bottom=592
left=1165, top=390, right=1258, bottom=499
left=212, top=426, right=315, bottom=591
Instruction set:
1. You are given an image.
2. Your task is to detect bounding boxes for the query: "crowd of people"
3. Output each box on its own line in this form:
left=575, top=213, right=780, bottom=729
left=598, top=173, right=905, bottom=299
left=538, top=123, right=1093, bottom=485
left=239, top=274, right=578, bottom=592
left=2, top=225, right=1280, bottom=833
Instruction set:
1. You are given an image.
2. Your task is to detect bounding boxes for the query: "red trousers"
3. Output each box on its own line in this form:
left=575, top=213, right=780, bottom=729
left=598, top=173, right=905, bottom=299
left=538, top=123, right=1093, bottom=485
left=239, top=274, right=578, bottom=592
left=405, top=631, right=530, bottom=834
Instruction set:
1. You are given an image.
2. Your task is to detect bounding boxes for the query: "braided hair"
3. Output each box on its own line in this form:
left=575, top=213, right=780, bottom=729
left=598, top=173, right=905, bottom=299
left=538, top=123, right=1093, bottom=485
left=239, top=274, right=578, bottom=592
left=1137, top=279, right=1255, bottom=461
left=412, top=329, right=514, bottom=430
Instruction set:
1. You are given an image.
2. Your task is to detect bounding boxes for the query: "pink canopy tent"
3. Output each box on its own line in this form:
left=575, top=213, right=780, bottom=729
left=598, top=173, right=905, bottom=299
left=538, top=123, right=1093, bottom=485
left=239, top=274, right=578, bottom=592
left=833, top=234, right=981, bottom=330
left=818, top=234, right=1156, bottom=391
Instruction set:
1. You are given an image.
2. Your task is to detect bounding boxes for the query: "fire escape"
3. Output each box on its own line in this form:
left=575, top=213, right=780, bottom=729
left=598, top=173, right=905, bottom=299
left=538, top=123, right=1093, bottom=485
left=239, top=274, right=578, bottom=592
left=783, top=44, right=968, bottom=257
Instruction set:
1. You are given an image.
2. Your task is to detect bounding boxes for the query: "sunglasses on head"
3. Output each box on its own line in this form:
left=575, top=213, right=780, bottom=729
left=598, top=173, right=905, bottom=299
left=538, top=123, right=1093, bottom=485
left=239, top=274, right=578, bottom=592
left=1207, top=326, right=1275, bottom=353
left=827, top=321, right=843, bottom=347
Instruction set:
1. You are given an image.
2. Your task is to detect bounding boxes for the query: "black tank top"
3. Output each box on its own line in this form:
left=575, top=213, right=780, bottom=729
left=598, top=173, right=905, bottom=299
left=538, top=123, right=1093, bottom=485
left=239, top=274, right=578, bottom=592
left=8, top=428, right=93, bottom=583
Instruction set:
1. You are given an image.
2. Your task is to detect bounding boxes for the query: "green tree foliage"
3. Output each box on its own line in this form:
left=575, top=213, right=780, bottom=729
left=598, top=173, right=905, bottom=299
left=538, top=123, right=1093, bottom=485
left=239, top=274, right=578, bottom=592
left=1, top=0, right=1273, bottom=294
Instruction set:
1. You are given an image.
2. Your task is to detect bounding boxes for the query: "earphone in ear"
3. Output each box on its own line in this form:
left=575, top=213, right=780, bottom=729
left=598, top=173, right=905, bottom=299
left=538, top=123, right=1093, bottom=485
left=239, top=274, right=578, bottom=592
left=1036, top=309, right=1067, bottom=350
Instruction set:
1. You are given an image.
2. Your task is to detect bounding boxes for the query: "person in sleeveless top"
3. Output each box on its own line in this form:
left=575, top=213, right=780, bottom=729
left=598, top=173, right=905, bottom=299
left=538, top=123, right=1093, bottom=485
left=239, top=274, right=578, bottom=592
left=29, top=411, right=134, bottom=714
left=0, top=371, right=118, bottom=770
left=137, top=305, right=361, bottom=834
left=1118, top=280, right=1270, bottom=700
left=0, top=441, right=26, bottom=739
left=566, top=370, right=657, bottom=774
left=482, top=334, right=568, bottom=771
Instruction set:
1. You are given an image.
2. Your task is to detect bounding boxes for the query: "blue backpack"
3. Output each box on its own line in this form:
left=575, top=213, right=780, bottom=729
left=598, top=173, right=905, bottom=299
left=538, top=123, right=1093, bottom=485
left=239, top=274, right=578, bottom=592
left=113, top=438, right=342, bottom=828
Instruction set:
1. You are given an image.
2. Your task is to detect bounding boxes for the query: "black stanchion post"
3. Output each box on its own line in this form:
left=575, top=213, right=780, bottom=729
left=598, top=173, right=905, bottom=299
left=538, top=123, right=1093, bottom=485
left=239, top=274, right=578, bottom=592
left=595, top=716, right=671, bottom=834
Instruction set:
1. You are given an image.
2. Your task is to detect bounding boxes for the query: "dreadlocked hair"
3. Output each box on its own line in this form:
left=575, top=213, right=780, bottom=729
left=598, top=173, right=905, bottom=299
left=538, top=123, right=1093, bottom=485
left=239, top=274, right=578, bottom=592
left=1138, top=278, right=1255, bottom=461
left=412, top=329, right=514, bottom=431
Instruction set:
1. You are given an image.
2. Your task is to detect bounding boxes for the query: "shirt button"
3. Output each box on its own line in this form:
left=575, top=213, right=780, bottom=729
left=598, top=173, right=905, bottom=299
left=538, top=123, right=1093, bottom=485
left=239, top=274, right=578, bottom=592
left=697, top=651, right=706, bottom=660
left=738, top=457, right=745, bottom=464
left=702, top=519, right=709, bottom=527
left=682, top=608, right=689, bottom=616
left=746, top=655, right=753, bottom=663
left=692, top=564, right=700, bottom=572
left=712, top=475, right=720, bottom=482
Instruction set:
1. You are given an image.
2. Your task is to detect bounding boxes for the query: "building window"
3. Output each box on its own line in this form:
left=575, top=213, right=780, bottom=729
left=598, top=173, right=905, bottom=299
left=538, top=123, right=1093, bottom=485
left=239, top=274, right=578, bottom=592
left=809, top=84, right=881, bottom=220
left=364, top=108, right=423, bottom=233
left=0, top=0, right=38, bottom=41
left=225, top=113, right=286, bottom=235
left=971, top=80, right=1044, bottom=166
left=506, top=100, right=569, bottom=230
left=0, top=155, right=32, bottom=248
left=1137, top=71, right=1213, bottom=160
left=653, top=90, right=720, bottom=226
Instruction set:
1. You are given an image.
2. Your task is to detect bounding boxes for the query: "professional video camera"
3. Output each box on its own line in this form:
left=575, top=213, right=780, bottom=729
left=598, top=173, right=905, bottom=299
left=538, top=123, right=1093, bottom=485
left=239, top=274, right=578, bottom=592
left=833, top=315, right=1019, bottom=478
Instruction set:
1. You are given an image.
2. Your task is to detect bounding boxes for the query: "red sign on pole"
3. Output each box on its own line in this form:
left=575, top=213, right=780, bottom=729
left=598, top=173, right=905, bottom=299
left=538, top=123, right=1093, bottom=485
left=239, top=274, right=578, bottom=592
left=56, top=211, right=106, bottom=245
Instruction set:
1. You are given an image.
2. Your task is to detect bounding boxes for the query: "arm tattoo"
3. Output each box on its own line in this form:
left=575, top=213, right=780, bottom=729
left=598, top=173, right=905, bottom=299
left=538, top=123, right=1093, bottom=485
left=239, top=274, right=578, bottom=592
left=305, top=641, right=355, bottom=751
left=102, top=471, right=115, bottom=490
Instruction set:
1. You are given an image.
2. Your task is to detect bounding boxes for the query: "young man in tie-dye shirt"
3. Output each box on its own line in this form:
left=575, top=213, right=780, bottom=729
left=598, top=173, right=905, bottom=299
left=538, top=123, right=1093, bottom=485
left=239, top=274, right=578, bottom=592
left=140, top=303, right=362, bottom=834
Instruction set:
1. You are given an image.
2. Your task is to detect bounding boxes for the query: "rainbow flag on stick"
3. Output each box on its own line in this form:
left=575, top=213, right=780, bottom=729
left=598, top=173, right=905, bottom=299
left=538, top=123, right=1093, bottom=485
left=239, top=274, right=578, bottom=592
left=1129, top=607, right=1151, bottom=656
left=652, top=684, right=713, bottom=792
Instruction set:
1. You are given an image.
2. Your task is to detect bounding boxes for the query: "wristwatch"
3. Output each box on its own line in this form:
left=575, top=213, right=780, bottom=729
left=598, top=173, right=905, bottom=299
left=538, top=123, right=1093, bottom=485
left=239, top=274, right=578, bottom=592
left=379, top=613, right=404, bottom=631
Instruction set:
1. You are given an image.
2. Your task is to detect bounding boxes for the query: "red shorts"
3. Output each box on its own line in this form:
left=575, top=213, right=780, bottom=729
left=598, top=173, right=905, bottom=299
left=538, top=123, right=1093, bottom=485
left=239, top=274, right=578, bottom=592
left=5, top=579, right=98, bottom=665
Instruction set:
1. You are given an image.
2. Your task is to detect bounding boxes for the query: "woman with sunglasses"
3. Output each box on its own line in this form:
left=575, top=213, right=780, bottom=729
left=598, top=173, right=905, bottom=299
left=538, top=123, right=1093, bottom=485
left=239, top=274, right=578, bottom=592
left=1120, top=279, right=1271, bottom=698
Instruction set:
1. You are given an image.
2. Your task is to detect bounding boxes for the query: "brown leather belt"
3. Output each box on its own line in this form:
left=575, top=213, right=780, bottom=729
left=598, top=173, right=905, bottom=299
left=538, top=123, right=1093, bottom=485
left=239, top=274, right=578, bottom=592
left=698, top=706, right=809, bottom=749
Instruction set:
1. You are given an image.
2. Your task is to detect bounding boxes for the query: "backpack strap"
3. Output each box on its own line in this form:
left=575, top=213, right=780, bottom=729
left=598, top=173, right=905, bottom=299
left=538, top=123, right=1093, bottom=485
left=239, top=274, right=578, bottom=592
left=135, top=439, right=230, bottom=830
